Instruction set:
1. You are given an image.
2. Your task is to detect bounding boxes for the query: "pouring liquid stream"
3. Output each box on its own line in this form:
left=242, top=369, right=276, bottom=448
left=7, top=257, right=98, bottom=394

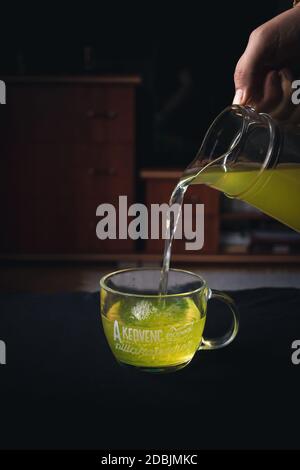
left=158, top=162, right=214, bottom=296
left=158, top=180, right=188, bottom=296
left=158, top=155, right=228, bottom=296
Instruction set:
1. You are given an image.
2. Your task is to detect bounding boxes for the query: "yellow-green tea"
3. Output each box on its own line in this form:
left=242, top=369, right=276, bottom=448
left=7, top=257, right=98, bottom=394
left=101, top=297, right=205, bottom=369
left=190, top=164, right=300, bottom=232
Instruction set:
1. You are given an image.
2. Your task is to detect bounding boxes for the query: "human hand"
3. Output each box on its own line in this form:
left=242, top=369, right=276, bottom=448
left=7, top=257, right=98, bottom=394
left=233, top=5, right=300, bottom=121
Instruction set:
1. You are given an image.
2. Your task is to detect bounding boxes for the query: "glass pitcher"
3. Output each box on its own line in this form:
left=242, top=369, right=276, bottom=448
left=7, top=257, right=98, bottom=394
left=182, top=105, right=300, bottom=232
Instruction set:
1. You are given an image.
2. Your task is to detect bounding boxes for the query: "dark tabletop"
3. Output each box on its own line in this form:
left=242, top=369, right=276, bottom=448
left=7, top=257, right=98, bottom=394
left=0, top=288, right=299, bottom=450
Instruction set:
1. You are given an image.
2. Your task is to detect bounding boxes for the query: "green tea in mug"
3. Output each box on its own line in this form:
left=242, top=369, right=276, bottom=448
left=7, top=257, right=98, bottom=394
left=102, top=296, right=206, bottom=369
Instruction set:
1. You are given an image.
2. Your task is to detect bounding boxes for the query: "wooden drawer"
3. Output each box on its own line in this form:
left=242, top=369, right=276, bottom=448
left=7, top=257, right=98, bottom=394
left=0, top=76, right=139, bottom=256
left=1, top=84, right=134, bottom=144
left=0, top=143, right=135, bottom=254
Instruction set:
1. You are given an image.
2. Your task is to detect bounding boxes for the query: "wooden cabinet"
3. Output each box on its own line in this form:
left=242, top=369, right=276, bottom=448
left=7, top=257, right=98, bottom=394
left=0, top=76, right=140, bottom=254
left=140, top=169, right=220, bottom=255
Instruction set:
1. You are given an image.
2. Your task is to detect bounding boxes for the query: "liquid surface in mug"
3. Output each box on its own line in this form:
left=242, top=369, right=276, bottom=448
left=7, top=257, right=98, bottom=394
left=102, top=297, right=205, bottom=368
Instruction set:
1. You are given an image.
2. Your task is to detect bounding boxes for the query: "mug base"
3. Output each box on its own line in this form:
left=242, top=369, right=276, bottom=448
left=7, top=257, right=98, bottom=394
left=117, top=359, right=191, bottom=373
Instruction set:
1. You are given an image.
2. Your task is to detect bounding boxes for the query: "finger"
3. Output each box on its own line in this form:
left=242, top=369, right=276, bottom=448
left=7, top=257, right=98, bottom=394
left=270, top=68, right=295, bottom=120
left=254, top=70, right=283, bottom=113
left=233, top=27, right=273, bottom=105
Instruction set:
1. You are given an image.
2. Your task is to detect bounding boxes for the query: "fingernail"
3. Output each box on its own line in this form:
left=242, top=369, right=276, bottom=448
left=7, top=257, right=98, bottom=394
left=233, top=89, right=244, bottom=105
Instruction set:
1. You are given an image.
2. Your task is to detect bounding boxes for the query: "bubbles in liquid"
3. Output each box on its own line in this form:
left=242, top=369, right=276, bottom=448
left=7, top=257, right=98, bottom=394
left=131, top=300, right=158, bottom=321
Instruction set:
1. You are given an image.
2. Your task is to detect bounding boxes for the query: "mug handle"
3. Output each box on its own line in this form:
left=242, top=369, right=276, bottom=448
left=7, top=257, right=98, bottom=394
left=199, top=289, right=239, bottom=350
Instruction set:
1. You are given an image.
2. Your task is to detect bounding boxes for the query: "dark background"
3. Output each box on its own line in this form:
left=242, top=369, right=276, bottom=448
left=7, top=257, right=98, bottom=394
left=1, top=2, right=300, bottom=452
left=0, top=1, right=291, bottom=167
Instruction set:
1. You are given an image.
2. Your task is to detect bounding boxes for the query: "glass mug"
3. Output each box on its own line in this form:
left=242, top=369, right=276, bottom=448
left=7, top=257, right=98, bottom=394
left=100, top=268, right=239, bottom=373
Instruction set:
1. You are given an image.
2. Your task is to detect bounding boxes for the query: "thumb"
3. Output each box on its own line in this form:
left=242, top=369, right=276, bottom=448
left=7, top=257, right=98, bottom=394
left=233, top=28, right=269, bottom=106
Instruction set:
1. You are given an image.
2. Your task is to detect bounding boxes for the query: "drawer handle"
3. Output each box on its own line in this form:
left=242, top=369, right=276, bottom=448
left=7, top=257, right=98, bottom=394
left=88, top=167, right=117, bottom=176
left=86, top=110, right=118, bottom=120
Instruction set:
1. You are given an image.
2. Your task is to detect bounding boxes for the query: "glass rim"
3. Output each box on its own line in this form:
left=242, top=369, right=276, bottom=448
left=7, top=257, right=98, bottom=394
left=100, top=267, right=207, bottom=298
